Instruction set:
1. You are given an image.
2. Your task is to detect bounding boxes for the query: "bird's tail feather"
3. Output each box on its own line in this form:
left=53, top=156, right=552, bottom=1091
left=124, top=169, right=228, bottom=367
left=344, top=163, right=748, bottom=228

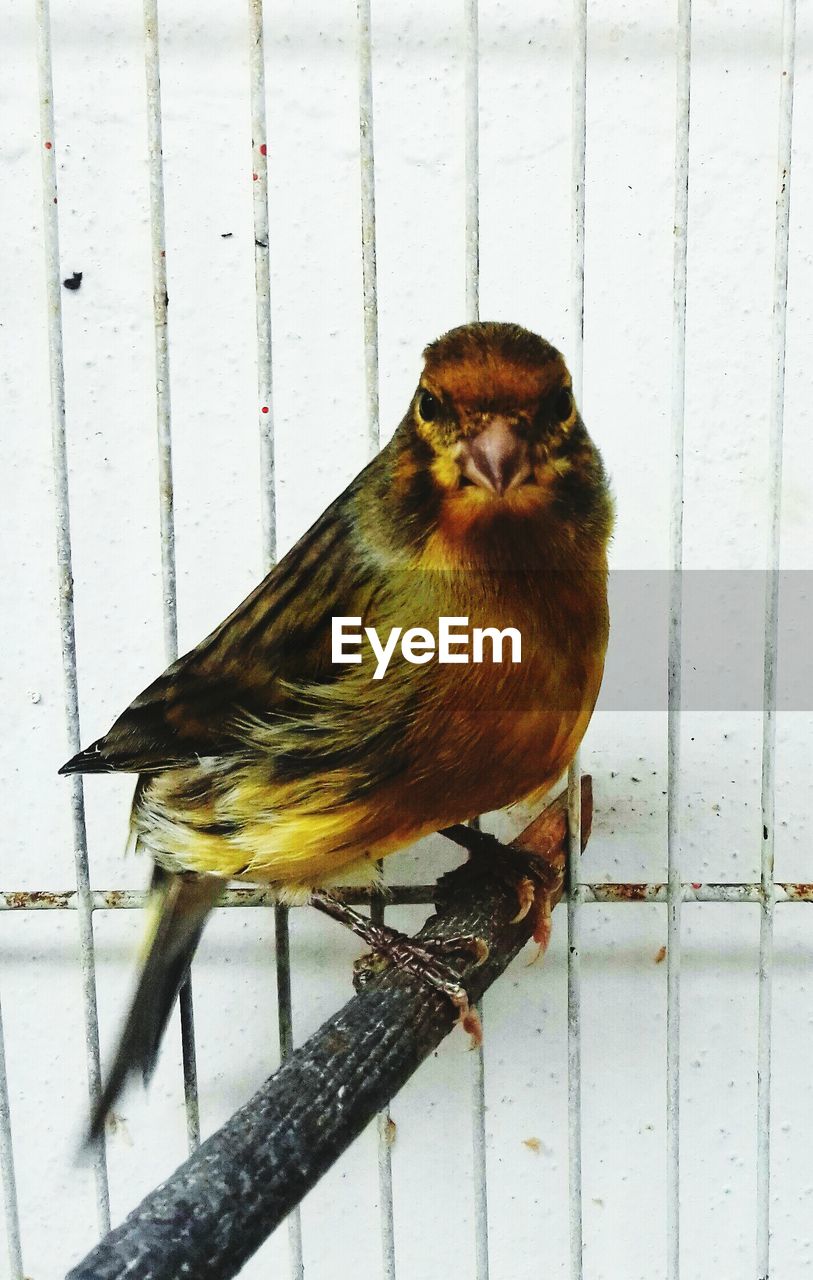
left=88, top=866, right=222, bottom=1143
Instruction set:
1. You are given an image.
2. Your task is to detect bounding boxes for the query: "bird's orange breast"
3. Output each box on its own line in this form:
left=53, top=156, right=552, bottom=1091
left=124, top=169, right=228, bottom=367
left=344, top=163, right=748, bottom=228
left=358, top=533, right=609, bottom=841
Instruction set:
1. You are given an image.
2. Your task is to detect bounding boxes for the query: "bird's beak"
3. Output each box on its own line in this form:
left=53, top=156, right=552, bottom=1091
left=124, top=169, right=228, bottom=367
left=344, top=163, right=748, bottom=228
left=459, top=417, right=531, bottom=496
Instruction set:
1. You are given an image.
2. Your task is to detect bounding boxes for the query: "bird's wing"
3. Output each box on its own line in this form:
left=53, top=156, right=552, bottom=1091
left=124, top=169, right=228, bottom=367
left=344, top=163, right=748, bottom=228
left=60, top=472, right=382, bottom=775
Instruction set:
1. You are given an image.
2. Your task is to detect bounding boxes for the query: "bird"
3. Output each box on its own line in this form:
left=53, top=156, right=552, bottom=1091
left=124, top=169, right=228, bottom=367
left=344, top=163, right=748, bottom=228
left=60, top=321, right=613, bottom=1137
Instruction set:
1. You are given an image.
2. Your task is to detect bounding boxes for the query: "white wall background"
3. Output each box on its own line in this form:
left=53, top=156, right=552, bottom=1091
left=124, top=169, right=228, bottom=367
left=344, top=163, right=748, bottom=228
left=2, top=1, right=812, bottom=1277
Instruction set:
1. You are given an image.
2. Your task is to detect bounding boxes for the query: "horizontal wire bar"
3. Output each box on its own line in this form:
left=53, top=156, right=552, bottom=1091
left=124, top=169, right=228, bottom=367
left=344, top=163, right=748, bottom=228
left=5, top=882, right=813, bottom=912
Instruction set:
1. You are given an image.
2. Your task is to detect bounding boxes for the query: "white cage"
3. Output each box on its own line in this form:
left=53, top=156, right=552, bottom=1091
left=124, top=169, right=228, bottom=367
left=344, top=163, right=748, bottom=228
left=2, top=1, right=811, bottom=1277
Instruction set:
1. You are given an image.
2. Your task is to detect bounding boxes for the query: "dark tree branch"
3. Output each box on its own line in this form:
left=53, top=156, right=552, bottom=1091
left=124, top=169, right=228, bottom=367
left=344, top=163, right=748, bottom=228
left=66, top=778, right=592, bottom=1280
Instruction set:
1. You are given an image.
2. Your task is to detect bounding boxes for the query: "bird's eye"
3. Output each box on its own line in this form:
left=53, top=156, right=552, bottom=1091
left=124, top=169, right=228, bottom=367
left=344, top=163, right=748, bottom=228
left=553, top=387, right=574, bottom=422
left=418, top=389, right=439, bottom=422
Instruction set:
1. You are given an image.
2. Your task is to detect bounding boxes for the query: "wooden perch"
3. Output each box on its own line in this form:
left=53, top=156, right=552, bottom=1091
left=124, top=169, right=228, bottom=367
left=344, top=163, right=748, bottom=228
left=66, top=777, right=592, bottom=1280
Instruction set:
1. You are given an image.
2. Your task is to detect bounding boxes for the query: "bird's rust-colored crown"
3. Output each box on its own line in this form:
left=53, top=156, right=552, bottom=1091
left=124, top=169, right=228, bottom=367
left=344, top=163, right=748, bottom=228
left=422, top=322, right=567, bottom=412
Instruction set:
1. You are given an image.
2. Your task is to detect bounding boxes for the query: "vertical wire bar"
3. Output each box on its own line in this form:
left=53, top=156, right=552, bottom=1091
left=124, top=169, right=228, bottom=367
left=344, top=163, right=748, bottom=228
left=565, top=752, right=583, bottom=1280
left=143, top=0, right=201, bottom=1153
left=358, top=0, right=380, bottom=453
left=757, top=4, right=796, bottom=1275
left=143, top=0, right=178, bottom=664
left=272, top=902, right=303, bottom=1279
left=272, top=905, right=302, bottom=1275
left=470, top=998, right=489, bottom=1280
left=464, top=0, right=479, bottom=324
left=357, top=5, right=396, bottom=1275
left=35, top=0, right=111, bottom=1232
left=0, top=998, right=24, bottom=1280
left=667, top=5, right=691, bottom=1276
left=177, top=985, right=200, bottom=1150
left=566, top=3, right=587, bottom=1277
left=464, top=5, right=489, bottom=1278
left=248, top=0, right=276, bottom=569
left=374, top=1098, right=396, bottom=1280
left=247, top=3, right=304, bottom=1274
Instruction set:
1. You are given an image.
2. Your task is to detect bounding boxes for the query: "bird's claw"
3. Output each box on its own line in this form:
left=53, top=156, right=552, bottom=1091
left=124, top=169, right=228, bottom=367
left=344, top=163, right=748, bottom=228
left=510, top=874, right=554, bottom=956
left=510, top=875, right=537, bottom=924
left=311, top=891, right=485, bottom=1042
left=439, top=827, right=560, bottom=959
left=353, top=931, right=487, bottom=1047
left=452, top=991, right=484, bottom=1048
left=531, top=894, right=553, bottom=952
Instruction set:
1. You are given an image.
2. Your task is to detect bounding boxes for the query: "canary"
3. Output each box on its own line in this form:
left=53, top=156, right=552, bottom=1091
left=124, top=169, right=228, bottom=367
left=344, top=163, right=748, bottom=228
left=61, top=321, right=613, bottom=1133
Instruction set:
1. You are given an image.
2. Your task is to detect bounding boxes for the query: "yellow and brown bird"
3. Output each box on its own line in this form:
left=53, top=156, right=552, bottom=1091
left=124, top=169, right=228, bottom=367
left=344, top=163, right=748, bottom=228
left=61, top=321, right=613, bottom=1134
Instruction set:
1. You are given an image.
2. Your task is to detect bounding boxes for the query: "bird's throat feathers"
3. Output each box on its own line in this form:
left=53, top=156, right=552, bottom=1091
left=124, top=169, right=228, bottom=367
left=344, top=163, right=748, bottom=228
left=364, top=416, right=612, bottom=576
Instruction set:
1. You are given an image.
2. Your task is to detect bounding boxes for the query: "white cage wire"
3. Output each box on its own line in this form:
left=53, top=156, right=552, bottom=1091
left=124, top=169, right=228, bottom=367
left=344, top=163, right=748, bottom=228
left=2, top=1, right=810, bottom=1278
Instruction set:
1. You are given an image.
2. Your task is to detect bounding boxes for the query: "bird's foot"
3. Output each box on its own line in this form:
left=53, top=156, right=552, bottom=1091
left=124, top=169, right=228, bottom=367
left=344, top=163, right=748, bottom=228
left=439, top=824, right=561, bottom=958
left=310, top=891, right=487, bottom=1045
left=353, top=933, right=486, bottom=1046
left=512, top=875, right=554, bottom=959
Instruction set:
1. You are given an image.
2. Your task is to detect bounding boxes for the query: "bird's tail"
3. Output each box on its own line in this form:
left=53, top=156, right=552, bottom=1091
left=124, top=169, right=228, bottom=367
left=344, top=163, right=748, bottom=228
left=88, top=865, right=222, bottom=1143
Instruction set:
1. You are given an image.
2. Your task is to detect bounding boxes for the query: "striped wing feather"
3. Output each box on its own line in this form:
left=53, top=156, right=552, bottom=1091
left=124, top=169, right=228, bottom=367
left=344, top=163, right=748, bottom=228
left=60, top=482, right=378, bottom=775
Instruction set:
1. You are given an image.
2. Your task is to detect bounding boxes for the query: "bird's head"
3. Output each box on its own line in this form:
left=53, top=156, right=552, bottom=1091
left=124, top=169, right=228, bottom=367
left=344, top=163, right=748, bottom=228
left=408, top=322, right=580, bottom=506
left=372, top=321, right=611, bottom=568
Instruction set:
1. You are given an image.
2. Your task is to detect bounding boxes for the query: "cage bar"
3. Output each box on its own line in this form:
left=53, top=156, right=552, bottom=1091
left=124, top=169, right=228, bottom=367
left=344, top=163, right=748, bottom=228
left=667, top=1, right=692, bottom=1276
left=464, top=0, right=479, bottom=324
left=271, top=903, right=303, bottom=1276
left=470, top=1001, right=490, bottom=1280
left=565, top=755, right=583, bottom=1280
left=566, top=1, right=588, bottom=1275
left=248, top=0, right=277, bottom=568
left=245, top=1, right=306, bottom=1273
left=0, top=997, right=23, bottom=1280
left=142, top=0, right=202, bottom=1156
left=355, top=2, right=397, bottom=1273
left=757, top=1, right=797, bottom=1275
left=142, top=0, right=178, bottom=661
left=358, top=0, right=381, bottom=455
left=6, top=881, right=813, bottom=913
left=463, top=5, right=491, bottom=1276
left=34, top=0, right=111, bottom=1233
